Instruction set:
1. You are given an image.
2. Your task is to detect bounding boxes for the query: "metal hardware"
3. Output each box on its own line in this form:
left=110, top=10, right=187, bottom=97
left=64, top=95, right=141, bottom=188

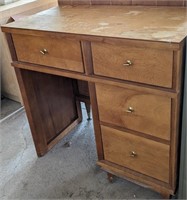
left=123, top=60, right=132, bottom=66
left=126, top=106, right=134, bottom=113
left=130, top=151, right=137, bottom=157
left=40, top=49, right=48, bottom=55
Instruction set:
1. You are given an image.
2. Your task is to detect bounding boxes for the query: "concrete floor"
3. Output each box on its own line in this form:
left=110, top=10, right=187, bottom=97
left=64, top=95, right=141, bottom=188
left=0, top=105, right=162, bottom=199
left=1, top=98, right=22, bottom=120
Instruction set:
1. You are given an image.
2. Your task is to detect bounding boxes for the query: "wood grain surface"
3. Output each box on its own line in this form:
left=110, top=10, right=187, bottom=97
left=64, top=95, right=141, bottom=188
left=2, top=6, right=187, bottom=43
left=12, top=34, right=84, bottom=73
left=15, top=69, right=79, bottom=156
left=92, top=42, right=173, bottom=88
left=96, top=83, right=171, bottom=140
left=101, top=125, right=170, bottom=183
left=2, top=4, right=186, bottom=198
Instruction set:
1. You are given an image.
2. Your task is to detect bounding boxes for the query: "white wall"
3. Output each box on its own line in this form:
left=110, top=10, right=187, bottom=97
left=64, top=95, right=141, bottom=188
left=0, top=0, right=19, bottom=5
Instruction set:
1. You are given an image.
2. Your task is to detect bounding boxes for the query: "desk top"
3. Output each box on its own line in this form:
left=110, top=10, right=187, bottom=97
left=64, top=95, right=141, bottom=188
left=2, top=5, right=187, bottom=43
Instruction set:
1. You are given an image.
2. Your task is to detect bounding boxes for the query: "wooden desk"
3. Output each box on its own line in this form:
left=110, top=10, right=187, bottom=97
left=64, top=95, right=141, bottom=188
left=1, top=5, right=187, bottom=198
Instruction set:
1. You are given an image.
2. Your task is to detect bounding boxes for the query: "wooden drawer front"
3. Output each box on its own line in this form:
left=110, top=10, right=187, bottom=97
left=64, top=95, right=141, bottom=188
left=96, top=83, right=171, bottom=140
left=101, top=125, right=170, bottom=183
left=12, top=34, right=84, bottom=73
left=92, top=42, right=173, bottom=88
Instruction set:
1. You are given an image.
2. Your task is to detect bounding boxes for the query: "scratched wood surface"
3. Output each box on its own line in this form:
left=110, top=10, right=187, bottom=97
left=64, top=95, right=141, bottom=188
left=1, top=6, right=187, bottom=43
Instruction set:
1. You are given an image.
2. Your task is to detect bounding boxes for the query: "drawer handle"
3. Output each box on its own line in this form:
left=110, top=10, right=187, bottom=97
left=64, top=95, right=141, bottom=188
left=40, top=49, right=48, bottom=55
left=130, top=151, right=137, bottom=158
left=126, top=106, right=134, bottom=113
left=123, top=60, right=132, bottom=66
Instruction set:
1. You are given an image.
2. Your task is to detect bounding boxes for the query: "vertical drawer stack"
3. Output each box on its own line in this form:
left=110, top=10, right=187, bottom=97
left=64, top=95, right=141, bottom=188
left=91, top=40, right=183, bottom=195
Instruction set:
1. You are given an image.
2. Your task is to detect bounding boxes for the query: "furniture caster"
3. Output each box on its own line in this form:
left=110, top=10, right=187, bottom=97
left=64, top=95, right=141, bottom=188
left=107, top=173, right=115, bottom=183
left=64, top=141, right=71, bottom=147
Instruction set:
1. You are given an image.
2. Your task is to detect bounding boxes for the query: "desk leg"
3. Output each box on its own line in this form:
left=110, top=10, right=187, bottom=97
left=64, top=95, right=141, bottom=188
left=88, top=82, right=104, bottom=160
left=15, top=68, right=82, bottom=156
left=73, top=80, right=91, bottom=120
left=85, top=101, right=91, bottom=120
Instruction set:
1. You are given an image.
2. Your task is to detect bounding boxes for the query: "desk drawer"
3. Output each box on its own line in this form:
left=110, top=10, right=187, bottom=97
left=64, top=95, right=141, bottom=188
left=101, top=125, right=170, bottom=183
left=12, top=34, right=84, bottom=73
left=96, top=83, right=171, bottom=140
left=92, top=42, right=173, bottom=88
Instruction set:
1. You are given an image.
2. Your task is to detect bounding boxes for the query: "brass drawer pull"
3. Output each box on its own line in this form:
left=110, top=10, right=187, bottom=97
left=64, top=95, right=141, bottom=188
left=130, top=151, right=137, bottom=157
left=40, top=49, right=48, bottom=55
left=126, top=106, right=134, bottom=113
left=123, top=60, right=132, bottom=66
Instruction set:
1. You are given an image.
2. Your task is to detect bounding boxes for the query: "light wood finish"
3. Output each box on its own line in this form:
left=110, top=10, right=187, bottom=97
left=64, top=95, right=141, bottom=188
left=96, top=83, right=171, bottom=140
left=1, top=28, right=182, bottom=50
left=1, top=5, right=186, bottom=199
left=92, top=42, right=173, bottom=88
left=81, top=41, right=93, bottom=75
left=11, top=60, right=180, bottom=99
left=1, top=6, right=187, bottom=43
left=97, top=160, right=173, bottom=196
left=10, top=61, right=179, bottom=98
left=101, top=125, right=170, bottom=183
left=12, top=34, right=84, bottom=73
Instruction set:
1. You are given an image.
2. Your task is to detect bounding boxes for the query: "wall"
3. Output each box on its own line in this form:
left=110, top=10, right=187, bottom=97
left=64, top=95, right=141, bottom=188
left=58, top=0, right=187, bottom=6
left=0, top=0, right=19, bottom=6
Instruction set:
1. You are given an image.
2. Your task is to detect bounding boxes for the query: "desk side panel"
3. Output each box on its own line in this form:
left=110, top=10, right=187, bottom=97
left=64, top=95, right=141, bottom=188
left=15, top=69, right=79, bottom=156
